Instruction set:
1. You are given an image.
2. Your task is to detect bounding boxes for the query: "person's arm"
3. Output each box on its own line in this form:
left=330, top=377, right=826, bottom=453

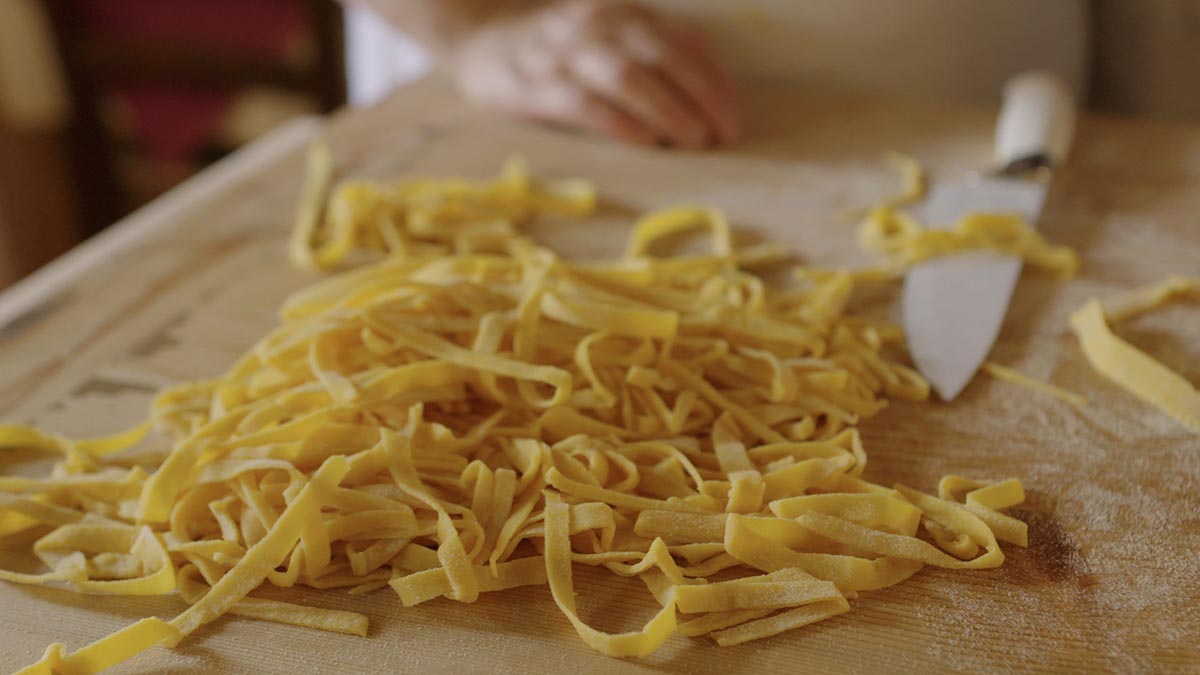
left=341, top=0, right=741, bottom=149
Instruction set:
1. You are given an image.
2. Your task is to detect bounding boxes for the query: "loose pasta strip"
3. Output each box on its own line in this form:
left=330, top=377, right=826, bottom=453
left=13, top=618, right=179, bottom=675
left=854, top=154, right=1078, bottom=277
left=290, top=142, right=336, bottom=270
left=981, top=362, right=1088, bottom=407
left=858, top=209, right=1078, bottom=277
left=710, top=597, right=850, bottom=647
left=1100, top=274, right=1200, bottom=323
left=290, top=151, right=597, bottom=270
left=1070, top=279, right=1200, bottom=433
left=177, top=565, right=368, bottom=636
left=878, top=151, right=926, bottom=209
left=937, top=476, right=1028, bottom=547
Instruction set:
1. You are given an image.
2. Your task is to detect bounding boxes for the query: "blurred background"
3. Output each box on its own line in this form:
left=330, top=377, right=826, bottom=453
left=0, top=0, right=1197, bottom=291
left=0, top=0, right=347, bottom=289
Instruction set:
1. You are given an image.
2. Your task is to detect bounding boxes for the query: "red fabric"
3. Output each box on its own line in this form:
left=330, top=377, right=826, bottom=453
left=114, top=87, right=231, bottom=162
left=78, top=1, right=310, bottom=162
left=79, top=0, right=307, bottom=59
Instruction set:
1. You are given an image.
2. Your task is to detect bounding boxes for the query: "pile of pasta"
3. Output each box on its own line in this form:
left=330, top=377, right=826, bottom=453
left=2, top=155, right=1034, bottom=673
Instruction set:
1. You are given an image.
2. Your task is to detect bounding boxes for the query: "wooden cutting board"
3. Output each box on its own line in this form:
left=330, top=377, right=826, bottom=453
left=1, top=78, right=1198, bottom=674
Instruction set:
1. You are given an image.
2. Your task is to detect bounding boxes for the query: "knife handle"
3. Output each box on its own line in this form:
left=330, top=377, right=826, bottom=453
left=994, top=71, right=1076, bottom=172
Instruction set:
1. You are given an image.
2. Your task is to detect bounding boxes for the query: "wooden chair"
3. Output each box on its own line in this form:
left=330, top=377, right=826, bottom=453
left=43, top=0, right=346, bottom=235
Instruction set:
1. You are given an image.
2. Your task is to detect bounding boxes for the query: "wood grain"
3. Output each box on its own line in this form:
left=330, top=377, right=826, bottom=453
left=1, top=78, right=1198, bottom=674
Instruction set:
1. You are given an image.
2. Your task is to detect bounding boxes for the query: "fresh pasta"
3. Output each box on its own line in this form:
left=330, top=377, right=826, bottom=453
left=853, top=152, right=1079, bottom=279
left=2, top=155, right=1029, bottom=672
left=1070, top=276, right=1200, bottom=433
left=857, top=207, right=1079, bottom=278
left=289, top=147, right=596, bottom=271
left=981, top=362, right=1088, bottom=407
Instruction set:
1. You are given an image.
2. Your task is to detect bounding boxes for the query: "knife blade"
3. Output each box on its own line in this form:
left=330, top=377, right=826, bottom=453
left=903, top=72, right=1076, bottom=401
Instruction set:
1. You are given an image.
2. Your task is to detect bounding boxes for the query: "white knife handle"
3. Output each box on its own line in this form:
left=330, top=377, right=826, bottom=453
left=994, top=71, right=1076, bottom=171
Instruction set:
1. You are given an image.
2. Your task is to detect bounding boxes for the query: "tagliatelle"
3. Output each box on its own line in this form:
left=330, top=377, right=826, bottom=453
left=1070, top=277, right=1200, bottom=433
left=12, top=618, right=179, bottom=675
left=1099, top=274, right=1200, bottom=323
left=982, top=362, right=1088, bottom=407
left=858, top=207, right=1079, bottom=278
left=3, top=157, right=1029, bottom=672
left=878, top=151, right=926, bottom=209
left=289, top=149, right=597, bottom=271
left=850, top=154, right=1078, bottom=279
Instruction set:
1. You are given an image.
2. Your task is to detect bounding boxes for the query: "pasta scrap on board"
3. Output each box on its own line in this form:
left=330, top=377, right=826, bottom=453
left=1070, top=276, right=1200, bottom=433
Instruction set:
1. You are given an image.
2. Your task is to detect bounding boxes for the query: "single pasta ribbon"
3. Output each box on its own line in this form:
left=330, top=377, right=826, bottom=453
left=1070, top=279, right=1200, bottom=433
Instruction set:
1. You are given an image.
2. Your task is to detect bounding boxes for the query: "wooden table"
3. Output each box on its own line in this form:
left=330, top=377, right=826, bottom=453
left=1, top=78, right=1198, bottom=674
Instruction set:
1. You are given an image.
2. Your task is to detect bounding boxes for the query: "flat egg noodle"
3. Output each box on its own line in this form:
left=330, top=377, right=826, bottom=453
left=1070, top=277, right=1200, bottom=433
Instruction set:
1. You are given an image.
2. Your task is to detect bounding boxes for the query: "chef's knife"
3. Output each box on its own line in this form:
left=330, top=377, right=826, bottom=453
left=903, top=72, right=1076, bottom=401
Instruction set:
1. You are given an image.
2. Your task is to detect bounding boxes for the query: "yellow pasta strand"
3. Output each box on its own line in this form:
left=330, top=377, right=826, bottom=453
left=1071, top=286, right=1200, bottom=433
left=12, top=618, right=180, bottom=675
left=855, top=154, right=1078, bottom=278
left=169, top=455, right=350, bottom=639
left=1100, top=274, right=1200, bottom=323
left=858, top=209, right=1078, bottom=277
left=982, top=362, right=1088, bottom=407
left=877, top=151, right=926, bottom=209
left=711, top=597, right=850, bottom=647
left=290, top=150, right=597, bottom=270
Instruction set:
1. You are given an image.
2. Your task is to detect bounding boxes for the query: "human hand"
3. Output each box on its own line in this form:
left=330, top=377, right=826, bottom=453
left=450, top=0, right=740, bottom=148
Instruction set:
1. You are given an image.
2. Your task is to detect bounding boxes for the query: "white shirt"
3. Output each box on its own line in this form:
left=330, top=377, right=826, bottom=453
left=346, top=1, right=1088, bottom=108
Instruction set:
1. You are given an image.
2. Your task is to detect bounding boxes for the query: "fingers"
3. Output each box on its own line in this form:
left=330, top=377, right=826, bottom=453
left=568, top=45, right=711, bottom=149
left=517, top=78, right=659, bottom=146
left=451, top=0, right=741, bottom=149
left=649, top=20, right=742, bottom=143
